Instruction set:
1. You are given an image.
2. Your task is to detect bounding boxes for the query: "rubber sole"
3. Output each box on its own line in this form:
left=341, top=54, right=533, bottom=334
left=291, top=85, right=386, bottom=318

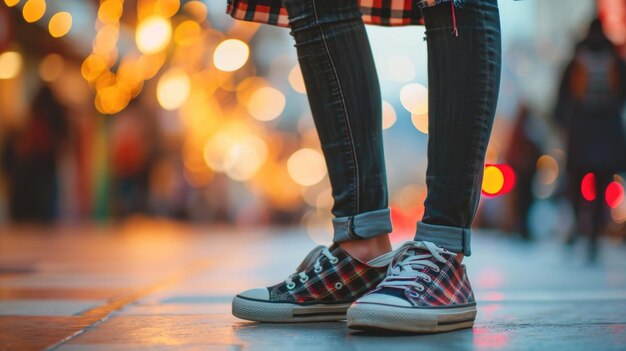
left=347, top=302, right=476, bottom=333
left=232, top=295, right=352, bottom=322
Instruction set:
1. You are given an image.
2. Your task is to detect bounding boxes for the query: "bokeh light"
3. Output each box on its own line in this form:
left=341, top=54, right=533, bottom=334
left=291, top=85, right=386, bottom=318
left=39, top=53, right=65, bottom=82
left=303, top=209, right=334, bottom=245
left=174, top=20, right=201, bottom=46
left=581, top=172, right=597, bottom=201
left=400, top=83, right=428, bottom=115
left=136, top=16, right=172, bottom=54
left=4, top=0, right=20, bottom=7
left=224, top=135, right=269, bottom=181
left=182, top=0, right=207, bottom=22
left=246, top=86, right=286, bottom=121
left=482, top=164, right=516, bottom=197
left=382, top=100, right=397, bottom=130
left=483, top=165, right=505, bottom=195
left=157, top=68, right=190, bottom=110
left=92, top=24, right=119, bottom=57
left=152, top=0, right=180, bottom=18
left=22, top=0, right=46, bottom=23
left=98, top=0, right=123, bottom=24
left=95, top=85, right=131, bottom=115
left=48, top=12, right=73, bottom=38
left=204, top=132, right=235, bottom=172
left=315, top=188, right=333, bottom=209
left=81, top=54, right=108, bottom=82
left=213, top=39, right=249, bottom=72
left=606, top=181, right=624, bottom=209
left=536, top=155, right=559, bottom=184
left=288, top=65, right=306, bottom=94
left=411, top=113, right=429, bottom=134
left=202, top=128, right=269, bottom=182
left=287, top=148, right=327, bottom=186
left=611, top=190, right=626, bottom=223
left=0, top=51, right=23, bottom=80
left=137, top=52, right=166, bottom=80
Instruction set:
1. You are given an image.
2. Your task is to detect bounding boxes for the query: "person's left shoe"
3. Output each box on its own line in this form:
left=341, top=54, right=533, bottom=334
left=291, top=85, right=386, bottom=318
left=232, top=244, right=395, bottom=322
left=347, top=241, right=477, bottom=333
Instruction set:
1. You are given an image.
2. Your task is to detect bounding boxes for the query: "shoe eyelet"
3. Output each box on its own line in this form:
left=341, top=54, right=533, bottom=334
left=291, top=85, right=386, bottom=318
left=314, top=266, right=323, bottom=274
left=424, top=276, right=432, bottom=283
left=299, top=275, right=309, bottom=283
left=330, top=257, right=339, bottom=264
left=408, top=290, right=420, bottom=298
left=417, top=286, right=425, bottom=292
left=287, top=282, right=296, bottom=290
left=334, top=282, right=343, bottom=289
left=433, top=267, right=441, bottom=273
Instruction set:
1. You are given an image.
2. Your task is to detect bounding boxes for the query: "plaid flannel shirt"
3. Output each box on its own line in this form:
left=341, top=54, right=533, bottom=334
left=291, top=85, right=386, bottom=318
left=225, top=0, right=454, bottom=28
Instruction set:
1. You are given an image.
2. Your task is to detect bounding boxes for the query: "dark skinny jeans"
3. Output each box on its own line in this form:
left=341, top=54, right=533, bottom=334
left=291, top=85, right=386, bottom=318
left=282, top=0, right=501, bottom=256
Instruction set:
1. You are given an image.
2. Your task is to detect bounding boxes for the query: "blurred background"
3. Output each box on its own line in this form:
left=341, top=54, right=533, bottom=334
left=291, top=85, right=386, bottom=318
left=0, top=0, right=625, bottom=257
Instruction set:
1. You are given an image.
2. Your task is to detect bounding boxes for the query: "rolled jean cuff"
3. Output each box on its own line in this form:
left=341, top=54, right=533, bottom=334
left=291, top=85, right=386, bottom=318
left=414, top=221, right=472, bottom=256
left=332, top=208, right=393, bottom=243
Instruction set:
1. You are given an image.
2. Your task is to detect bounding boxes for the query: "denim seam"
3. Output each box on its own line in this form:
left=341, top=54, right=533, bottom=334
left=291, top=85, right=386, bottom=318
left=311, top=0, right=360, bottom=215
left=346, top=216, right=363, bottom=239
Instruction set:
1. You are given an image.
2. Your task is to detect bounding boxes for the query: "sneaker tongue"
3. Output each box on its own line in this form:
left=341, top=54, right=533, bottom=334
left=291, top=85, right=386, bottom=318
left=391, top=243, right=449, bottom=273
left=294, top=245, right=326, bottom=272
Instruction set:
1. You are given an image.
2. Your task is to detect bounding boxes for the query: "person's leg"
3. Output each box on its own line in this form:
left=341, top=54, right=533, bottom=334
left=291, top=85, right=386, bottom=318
left=590, top=172, right=611, bottom=262
left=348, top=0, right=501, bottom=333
left=566, top=170, right=586, bottom=244
left=414, top=0, right=502, bottom=257
left=232, top=0, right=397, bottom=323
left=282, top=0, right=392, bottom=260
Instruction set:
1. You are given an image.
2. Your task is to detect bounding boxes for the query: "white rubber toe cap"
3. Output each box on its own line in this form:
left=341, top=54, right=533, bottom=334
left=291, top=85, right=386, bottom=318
left=356, top=293, right=412, bottom=307
left=238, top=288, right=270, bottom=301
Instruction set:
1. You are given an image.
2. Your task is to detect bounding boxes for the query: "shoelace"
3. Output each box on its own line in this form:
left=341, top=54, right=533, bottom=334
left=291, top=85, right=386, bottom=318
left=378, top=241, right=449, bottom=293
left=285, top=247, right=338, bottom=290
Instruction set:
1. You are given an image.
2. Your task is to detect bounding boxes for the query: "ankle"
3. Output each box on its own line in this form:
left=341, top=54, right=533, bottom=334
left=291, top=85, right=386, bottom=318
left=338, top=235, right=392, bottom=263
left=456, top=253, right=464, bottom=264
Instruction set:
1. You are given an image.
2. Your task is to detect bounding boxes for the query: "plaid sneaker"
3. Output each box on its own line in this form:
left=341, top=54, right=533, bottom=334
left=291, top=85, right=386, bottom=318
left=232, top=244, right=395, bottom=322
left=347, top=241, right=477, bottom=333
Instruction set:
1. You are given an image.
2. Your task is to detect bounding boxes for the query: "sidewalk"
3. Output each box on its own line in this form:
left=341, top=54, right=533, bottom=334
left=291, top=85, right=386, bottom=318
left=1, top=220, right=625, bottom=350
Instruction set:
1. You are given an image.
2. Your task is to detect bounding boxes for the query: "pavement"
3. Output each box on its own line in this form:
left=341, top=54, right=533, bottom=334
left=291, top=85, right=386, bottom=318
left=1, top=219, right=625, bottom=351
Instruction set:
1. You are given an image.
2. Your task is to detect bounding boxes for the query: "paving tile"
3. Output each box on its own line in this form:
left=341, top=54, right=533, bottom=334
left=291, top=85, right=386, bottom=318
left=159, top=295, right=232, bottom=304
left=0, top=287, right=130, bottom=300
left=1, top=274, right=158, bottom=289
left=120, top=303, right=230, bottom=316
left=56, top=345, right=241, bottom=351
left=0, top=300, right=104, bottom=316
left=0, top=316, right=96, bottom=351
left=62, top=315, right=242, bottom=346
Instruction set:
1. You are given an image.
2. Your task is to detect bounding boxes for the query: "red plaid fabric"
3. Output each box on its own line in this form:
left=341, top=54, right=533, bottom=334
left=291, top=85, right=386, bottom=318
left=268, top=244, right=388, bottom=304
left=366, top=243, right=475, bottom=307
left=225, top=0, right=454, bottom=28
left=413, top=257, right=475, bottom=306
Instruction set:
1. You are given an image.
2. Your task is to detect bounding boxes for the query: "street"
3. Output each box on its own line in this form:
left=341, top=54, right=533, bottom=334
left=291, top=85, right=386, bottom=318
left=1, top=220, right=625, bottom=350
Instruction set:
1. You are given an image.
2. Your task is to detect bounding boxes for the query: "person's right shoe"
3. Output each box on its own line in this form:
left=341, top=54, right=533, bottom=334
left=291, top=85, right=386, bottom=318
left=347, top=241, right=477, bottom=333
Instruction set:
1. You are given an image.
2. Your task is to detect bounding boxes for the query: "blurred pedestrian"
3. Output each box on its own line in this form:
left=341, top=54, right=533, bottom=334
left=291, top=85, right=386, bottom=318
left=554, top=19, right=626, bottom=261
left=1, top=85, right=68, bottom=223
left=228, top=0, right=501, bottom=332
left=109, top=101, right=159, bottom=218
left=506, top=104, right=543, bottom=240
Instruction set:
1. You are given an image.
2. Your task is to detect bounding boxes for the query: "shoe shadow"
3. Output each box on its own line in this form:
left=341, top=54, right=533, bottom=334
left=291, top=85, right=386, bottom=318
left=232, top=321, right=476, bottom=351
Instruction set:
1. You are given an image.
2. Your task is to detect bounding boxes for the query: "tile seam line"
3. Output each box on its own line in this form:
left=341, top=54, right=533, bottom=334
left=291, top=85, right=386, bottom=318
left=44, top=233, right=265, bottom=351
